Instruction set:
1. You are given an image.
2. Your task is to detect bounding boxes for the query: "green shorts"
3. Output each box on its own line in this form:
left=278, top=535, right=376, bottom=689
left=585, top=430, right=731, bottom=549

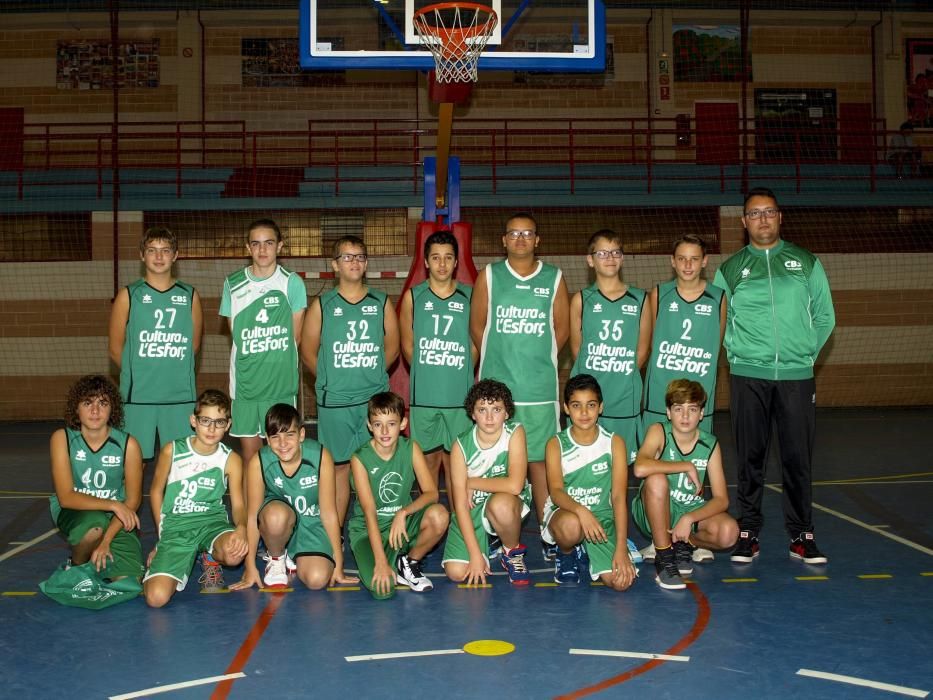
left=231, top=396, right=294, bottom=438
left=598, top=415, right=639, bottom=465
left=124, top=402, right=195, bottom=460
left=143, top=512, right=233, bottom=591
left=410, top=406, right=472, bottom=454
left=317, top=402, right=371, bottom=463
left=348, top=507, right=427, bottom=600
left=259, top=497, right=334, bottom=561
left=55, top=508, right=143, bottom=580
left=630, top=483, right=706, bottom=539
left=514, top=402, right=560, bottom=462
left=540, top=507, right=618, bottom=581
left=441, top=487, right=532, bottom=565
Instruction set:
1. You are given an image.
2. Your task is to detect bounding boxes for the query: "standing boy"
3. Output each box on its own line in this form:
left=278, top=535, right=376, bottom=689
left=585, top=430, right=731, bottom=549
left=232, top=404, right=355, bottom=591
left=220, top=219, right=306, bottom=469
left=714, top=188, right=835, bottom=564
left=302, top=235, right=400, bottom=526
left=643, top=234, right=726, bottom=434
left=143, top=389, right=248, bottom=606
left=109, top=226, right=202, bottom=462
left=470, top=212, right=569, bottom=556
left=570, top=230, right=651, bottom=465
left=348, top=392, right=449, bottom=600
left=542, top=374, right=637, bottom=590
left=632, top=379, right=738, bottom=590
left=399, top=230, right=476, bottom=488
left=442, top=379, right=532, bottom=586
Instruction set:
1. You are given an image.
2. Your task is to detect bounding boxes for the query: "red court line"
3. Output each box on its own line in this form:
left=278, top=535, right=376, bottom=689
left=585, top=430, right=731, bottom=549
left=555, top=582, right=711, bottom=700
left=209, top=593, right=286, bottom=700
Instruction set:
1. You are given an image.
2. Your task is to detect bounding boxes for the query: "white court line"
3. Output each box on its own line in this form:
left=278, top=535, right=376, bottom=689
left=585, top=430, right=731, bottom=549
left=346, top=649, right=464, bottom=662
left=109, top=672, right=246, bottom=700
left=765, top=485, right=933, bottom=557
left=570, top=648, right=689, bottom=662
left=797, top=669, right=929, bottom=698
left=0, top=528, right=58, bottom=564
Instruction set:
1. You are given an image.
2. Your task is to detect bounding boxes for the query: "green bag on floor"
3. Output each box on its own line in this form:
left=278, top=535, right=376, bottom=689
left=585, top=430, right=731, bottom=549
left=39, top=561, right=141, bottom=610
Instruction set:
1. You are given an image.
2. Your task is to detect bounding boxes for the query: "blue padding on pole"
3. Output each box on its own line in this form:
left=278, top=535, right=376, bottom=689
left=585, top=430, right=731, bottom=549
left=422, top=156, right=460, bottom=225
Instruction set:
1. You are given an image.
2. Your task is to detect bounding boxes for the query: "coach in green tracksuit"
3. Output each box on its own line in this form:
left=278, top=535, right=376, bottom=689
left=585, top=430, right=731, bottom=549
left=713, top=187, right=835, bottom=566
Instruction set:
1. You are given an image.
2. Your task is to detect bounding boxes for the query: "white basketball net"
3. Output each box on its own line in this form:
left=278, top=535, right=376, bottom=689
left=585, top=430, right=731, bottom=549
left=412, top=2, right=498, bottom=84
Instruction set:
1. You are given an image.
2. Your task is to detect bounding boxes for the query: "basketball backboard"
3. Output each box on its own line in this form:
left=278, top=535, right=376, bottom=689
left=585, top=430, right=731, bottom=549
left=300, top=0, right=605, bottom=71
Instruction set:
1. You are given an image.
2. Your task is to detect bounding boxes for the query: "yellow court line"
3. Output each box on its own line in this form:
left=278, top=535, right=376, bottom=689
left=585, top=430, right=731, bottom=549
left=590, top=582, right=605, bottom=587
left=259, top=587, right=294, bottom=593
left=722, top=578, right=758, bottom=583
left=327, top=586, right=360, bottom=592
left=796, top=576, right=829, bottom=581
left=535, top=582, right=558, bottom=587
left=2, top=591, right=37, bottom=596
left=813, top=470, right=933, bottom=485
left=857, top=574, right=893, bottom=580
left=921, top=572, right=933, bottom=577
left=457, top=583, right=493, bottom=589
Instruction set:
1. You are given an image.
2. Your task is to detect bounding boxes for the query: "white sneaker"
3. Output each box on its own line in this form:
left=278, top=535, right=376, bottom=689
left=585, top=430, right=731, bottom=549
left=395, top=555, right=433, bottom=592
left=285, top=553, right=297, bottom=573
left=639, top=542, right=656, bottom=562
left=263, top=553, right=288, bottom=588
left=692, top=547, right=714, bottom=563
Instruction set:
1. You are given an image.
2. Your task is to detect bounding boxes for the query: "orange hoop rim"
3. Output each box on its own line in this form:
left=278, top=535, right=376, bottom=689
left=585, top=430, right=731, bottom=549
left=412, top=2, right=498, bottom=43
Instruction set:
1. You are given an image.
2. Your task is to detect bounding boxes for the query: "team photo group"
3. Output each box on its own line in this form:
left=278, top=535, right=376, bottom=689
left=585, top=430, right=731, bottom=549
left=44, top=186, right=836, bottom=608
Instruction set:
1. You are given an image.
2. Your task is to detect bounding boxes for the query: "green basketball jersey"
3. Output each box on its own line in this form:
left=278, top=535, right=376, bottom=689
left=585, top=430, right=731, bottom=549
left=316, top=287, right=389, bottom=407
left=456, top=420, right=528, bottom=511
left=571, top=284, right=646, bottom=419
left=409, top=280, right=473, bottom=409
left=643, top=280, right=724, bottom=418
left=657, top=422, right=717, bottom=510
left=221, top=265, right=305, bottom=401
left=547, top=424, right=615, bottom=517
left=50, top=427, right=129, bottom=522
left=259, top=439, right=325, bottom=520
left=159, top=437, right=231, bottom=527
left=349, top=437, right=415, bottom=525
left=120, top=279, right=196, bottom=405
left=479, top=260, right=561, bottom=404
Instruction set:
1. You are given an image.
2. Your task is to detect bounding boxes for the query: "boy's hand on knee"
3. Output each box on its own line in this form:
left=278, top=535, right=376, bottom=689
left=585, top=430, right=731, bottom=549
left=110, top=501, right=140, bottom=531
left=372, top=562, right=394, bottom=596
left=226, top=531, right=249, bottom=561
left=578, top=509, right=607, bottom=543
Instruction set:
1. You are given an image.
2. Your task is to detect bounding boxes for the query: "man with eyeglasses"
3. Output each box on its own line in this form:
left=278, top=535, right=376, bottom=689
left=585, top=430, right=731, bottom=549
left=302, top=235, right=399, bottom=526
left=109, top=226, right=203, bottom=465
left=471, top=212, right=570, bottom=561
left=713, top=188, right=835, bottom=566
left=570, top=229, right=651, bottom=467
left=220, top=219, right=307, bottom=470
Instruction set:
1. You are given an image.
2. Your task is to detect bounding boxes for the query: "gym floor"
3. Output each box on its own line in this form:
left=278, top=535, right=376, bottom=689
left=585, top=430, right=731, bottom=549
left=1, top=408, right=931, bottom=699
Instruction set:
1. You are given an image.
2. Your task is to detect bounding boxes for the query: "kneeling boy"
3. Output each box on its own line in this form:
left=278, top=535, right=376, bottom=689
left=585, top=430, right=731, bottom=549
left=632, top=379, right=738, bottom=590
left=442, top=379, right=532, bottom=586
left=349, top=392, right=449, bottom=599
left=144, top=390, right=248, bottom=606
left=232, top=404, right=355, bottom=591
left=542, top=374, right=637, bottom=590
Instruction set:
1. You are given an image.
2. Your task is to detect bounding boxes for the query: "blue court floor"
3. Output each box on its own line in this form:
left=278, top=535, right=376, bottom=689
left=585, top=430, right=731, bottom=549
left=1, top=409, right=931, bottom=699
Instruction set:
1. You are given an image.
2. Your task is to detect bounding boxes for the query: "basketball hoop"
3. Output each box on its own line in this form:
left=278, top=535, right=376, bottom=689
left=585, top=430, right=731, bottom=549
left=412, top=2, right=498, bottom=84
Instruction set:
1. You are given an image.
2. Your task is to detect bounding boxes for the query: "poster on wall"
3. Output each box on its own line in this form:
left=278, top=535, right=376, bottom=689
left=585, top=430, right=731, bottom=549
left=242, top=38, right=345, bottom=87
left=672, top=25, right=750, bottom=82
left=906, top=39, right=933, bottom=128
left=513, top=37, right=614, bottom=87
left=56, top=40, right=160, bottom=90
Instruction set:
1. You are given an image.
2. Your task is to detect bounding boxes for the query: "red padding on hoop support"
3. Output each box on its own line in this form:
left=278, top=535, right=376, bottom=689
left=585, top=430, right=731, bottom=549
left=428, top=70, right=474, bottom=105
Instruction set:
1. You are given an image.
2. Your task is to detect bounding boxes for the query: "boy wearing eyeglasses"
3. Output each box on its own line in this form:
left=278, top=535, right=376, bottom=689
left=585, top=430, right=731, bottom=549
left=220, top=219, right=307, bottom=470
left=301, top=235, right=400, bottom=526
left=569, top=229, right=651, bottom=466
left=143, top=389, right=248, bottom=605
left=470, top=212, right=569, bottom=561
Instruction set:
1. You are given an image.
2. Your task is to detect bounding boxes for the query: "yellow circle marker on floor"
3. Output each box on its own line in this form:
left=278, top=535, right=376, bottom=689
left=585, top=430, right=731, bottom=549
left=463, top=640, right=515, bottom=657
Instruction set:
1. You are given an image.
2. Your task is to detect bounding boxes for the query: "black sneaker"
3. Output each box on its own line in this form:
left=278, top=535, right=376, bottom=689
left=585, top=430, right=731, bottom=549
left=731, top=530, right=759, bottom=563
left=654, top=547, right=685, bottom=590
left=673, top=541, right=695, bottom=576
left=789, top=532, right=828, bottom=564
